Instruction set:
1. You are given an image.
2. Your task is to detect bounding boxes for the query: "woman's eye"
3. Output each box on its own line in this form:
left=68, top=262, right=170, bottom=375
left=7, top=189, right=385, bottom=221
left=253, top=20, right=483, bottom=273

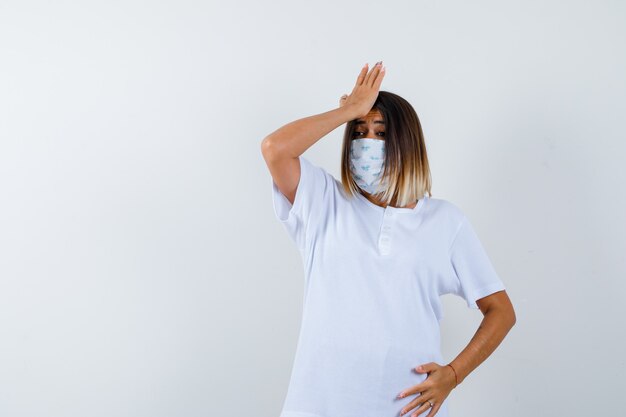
left=353, top=131, right=384, bottom=137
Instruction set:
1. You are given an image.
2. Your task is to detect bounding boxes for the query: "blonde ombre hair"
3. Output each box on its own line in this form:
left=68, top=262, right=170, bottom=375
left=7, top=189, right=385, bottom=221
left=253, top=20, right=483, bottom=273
left=340, top=90, right=432, bottom=207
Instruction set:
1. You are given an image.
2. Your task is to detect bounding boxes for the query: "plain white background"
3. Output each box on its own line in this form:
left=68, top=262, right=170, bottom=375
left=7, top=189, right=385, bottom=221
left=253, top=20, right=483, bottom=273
left=1, top=1, right=624, bottom=416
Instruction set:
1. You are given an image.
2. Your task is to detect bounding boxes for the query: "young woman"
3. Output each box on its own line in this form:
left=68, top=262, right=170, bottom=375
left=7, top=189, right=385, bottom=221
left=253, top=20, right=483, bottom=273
left=260, top=61, right=516, bottom=417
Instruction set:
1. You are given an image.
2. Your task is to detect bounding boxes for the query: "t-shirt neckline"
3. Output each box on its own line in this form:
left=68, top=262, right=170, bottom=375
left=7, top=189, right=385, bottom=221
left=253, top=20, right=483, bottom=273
left=355, top=191, right=428, bottom=214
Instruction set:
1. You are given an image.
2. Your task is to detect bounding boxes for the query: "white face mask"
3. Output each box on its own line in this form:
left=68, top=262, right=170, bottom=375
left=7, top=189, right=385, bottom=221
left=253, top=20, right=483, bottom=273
left=349, top=138, right=388, bottom=195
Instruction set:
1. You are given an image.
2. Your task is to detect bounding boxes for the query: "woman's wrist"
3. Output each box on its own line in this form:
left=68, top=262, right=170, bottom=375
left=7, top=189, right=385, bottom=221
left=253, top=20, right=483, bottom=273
left=445, top=363, right=459, bottom=388
left=336, top=103, right=361, bottom=122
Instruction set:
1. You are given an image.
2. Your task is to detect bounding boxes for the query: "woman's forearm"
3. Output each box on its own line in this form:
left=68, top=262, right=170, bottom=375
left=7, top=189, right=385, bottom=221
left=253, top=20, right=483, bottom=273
left=448, top=307, right=515, bottom=385
left=262, top=105, right=358, bottom=160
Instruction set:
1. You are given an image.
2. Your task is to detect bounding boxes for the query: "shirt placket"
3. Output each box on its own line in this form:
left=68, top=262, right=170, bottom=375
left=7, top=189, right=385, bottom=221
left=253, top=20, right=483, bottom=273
left=378, top=209, right=396, bottom=256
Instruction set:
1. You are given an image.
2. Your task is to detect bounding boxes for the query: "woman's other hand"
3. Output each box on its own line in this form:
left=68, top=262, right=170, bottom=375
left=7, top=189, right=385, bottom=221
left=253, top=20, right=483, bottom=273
left=395, top=362, right=457, bottom=417
left=339, top=61, right=386, bottom=119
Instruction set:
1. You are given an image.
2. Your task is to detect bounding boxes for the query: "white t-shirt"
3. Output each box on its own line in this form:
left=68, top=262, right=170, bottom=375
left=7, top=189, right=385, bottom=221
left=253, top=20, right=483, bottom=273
left=270, top=155, right=506, bottom=417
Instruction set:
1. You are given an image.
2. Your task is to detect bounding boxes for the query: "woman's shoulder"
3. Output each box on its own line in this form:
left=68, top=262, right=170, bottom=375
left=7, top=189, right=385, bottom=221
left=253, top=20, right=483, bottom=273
left=299, top=155, right=339, bottom=184
left=423, top=196, right=467, bottom=225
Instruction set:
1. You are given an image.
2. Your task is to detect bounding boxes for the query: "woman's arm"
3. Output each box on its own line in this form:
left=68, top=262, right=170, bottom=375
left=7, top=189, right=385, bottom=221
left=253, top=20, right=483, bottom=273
left=260, top=62, right=384, bottom=160
left=260, top=106, right=357, bottom=205
left=449, top=290, right=516, bottom=385
left=397, top=290, right=515, bottom=417
left=260, top=62, right=385, bottom=204
left=261, top=105, right=356, bottom=161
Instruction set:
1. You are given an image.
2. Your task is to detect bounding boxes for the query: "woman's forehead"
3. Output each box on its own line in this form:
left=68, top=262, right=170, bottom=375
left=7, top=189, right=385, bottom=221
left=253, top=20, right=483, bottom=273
left=355, top=109, right=385, bottom=125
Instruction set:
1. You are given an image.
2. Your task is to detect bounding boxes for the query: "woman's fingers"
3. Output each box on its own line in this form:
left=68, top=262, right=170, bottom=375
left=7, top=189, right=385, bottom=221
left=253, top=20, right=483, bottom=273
left=399, top=392, right=435, bottom=417
left=364, top=61, right=383, bottom=86
left=409, top=400, right=433, bottom=417
left=355, top=63, right=368, bottom=87
left=425, top=401, right=442, bottom=417
left=368, top=63, right=385, bottom=87
left=353, top=62, right=384, bottom=92
left=397, top=379, right=428, bottom=399
left=342, top=62, right=386, bottom=117
left=397, top=363, right=451, bottom=417
left=373, top=65, right=386, bottom=89
left=363, top=62, right=377, bottom=85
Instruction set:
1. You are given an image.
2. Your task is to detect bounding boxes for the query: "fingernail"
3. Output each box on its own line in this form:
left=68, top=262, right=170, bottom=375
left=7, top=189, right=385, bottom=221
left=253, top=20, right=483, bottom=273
left=397, top=392, right=405, bottom=398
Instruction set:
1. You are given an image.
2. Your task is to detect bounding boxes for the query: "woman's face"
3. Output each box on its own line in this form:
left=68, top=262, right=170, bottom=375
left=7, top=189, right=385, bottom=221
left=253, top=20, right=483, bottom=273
left=353, top=109, right=385, bottom=141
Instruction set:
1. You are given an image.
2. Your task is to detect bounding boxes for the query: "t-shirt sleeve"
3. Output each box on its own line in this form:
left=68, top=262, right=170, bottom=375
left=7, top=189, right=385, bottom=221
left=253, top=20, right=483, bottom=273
left=448, top=215, right=506, bottom=309
left=270, top=155, right=332, bottom=251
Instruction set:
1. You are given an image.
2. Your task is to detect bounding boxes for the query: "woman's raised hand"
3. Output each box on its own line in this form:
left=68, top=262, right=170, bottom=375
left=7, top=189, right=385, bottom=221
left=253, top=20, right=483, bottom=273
left=339, top=61, right=386, bottom=119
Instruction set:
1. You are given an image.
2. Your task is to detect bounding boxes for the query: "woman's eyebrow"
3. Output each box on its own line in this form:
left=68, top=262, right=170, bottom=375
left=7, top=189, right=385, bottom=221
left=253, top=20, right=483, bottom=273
left=355, top=120, right=385, bottom=125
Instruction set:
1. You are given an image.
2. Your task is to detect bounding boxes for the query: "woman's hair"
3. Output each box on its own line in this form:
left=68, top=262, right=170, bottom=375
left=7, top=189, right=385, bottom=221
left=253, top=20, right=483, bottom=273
left=340, top=90, right=432, bottom=207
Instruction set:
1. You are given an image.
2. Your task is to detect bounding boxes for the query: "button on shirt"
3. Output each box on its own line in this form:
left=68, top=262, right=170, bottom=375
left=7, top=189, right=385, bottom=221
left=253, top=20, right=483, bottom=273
left=270, top=155, right=506, bottom=417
